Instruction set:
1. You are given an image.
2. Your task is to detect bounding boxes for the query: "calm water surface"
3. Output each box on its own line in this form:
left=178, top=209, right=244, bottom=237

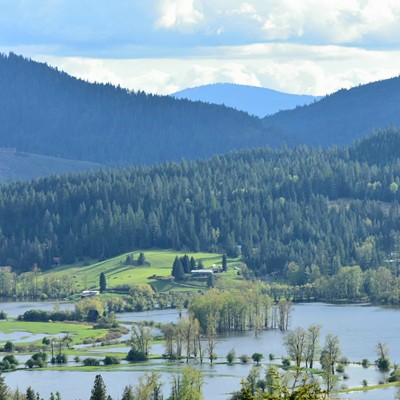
left=0, top=300, right=74, bottom=318
left=2, top=302, right=400, bottom=399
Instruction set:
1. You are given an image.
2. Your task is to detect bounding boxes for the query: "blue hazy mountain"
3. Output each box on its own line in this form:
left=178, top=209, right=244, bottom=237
left=171, top=83, right=322, bottom=117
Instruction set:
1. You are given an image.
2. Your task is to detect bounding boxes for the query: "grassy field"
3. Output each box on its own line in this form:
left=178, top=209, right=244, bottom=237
left=0, top=320, right=111, bottom=346
left=42, top=249, right=243, bottom=293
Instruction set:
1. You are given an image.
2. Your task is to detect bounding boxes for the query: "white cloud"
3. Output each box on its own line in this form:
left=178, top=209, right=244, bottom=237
left=11, top=0, right=399, bottom=98
left=155, top=0, right=204, bottom=31
left=229, top=2, right=257, bottom=16
left=164, top=0, right=400, bottom=46
left=185, top=63, right=261, bottom=88
left=32, top=41, right=400, bottom=97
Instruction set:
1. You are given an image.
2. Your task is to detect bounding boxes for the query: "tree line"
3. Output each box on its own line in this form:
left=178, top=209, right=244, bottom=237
left=0, top=52, right=274, bottom=166
left=0, top=129, right=400, bottom=287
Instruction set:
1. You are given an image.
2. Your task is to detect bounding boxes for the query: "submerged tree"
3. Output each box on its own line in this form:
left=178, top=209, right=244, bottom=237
left=127, top=322, right=152, bottom=361
left=376, top=342, right=390, bottom=370
left=283, top=327, right=307, bottom=368
left=232, top=366, right=327, bottom=399
left=305, top=324, right=322, bottom=369
left=320, top=334, right=341, bottom=393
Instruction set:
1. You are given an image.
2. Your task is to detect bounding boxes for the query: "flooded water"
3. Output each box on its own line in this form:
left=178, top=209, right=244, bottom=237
left=0, top=300, right=74, bottom=318
left=2, top=302, right=400, bottom=399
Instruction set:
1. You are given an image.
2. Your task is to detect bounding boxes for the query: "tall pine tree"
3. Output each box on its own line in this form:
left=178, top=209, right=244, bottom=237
left=90, top=375, right=107, bottom=400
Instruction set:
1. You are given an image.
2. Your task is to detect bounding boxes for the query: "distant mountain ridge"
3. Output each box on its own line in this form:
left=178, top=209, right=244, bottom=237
left=2, top=51, right=399, bottom=173
left=0, top=53, right=280, bottom=167
left=263, top=76, right=400, bottom=147
left=171, top=83, right=321, bottom=117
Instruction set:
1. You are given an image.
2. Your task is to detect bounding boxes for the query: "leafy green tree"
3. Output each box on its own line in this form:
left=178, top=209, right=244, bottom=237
left=227, top=349, right=236, bottom=364
left=232, top=366, right=326, bottom=399
left=390, top=182, right=399, bottom=198
left=305, top=324, right=321, bottom=369
left=103, top=356, right=120, bottom=365
left=320, top=334, right=341, bottom=393
left=246, top=367, right=260, bottom=396
left=169, top=366, right=203, bottom=400
left=321, top=334, right=341, bottom=375
left=252, top=352, right=263, bottom=365
left=3, top=341, right=14, bottom=353
left=133, top=371, right=163, bottom=400
left=99, top=272, right=107, bottom=293
left=90, top=374, right=107, bottom=400
left=127, top=322, right=152, bottom=361
left=376, top=342, right=390, bottom=370
left=283, top=327, right=307, bottom=367
left=240, top=354, right=250, bottom=364
left=83, top=358, right=100, bottom=366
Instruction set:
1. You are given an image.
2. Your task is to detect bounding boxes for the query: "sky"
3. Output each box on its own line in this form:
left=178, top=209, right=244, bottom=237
left=1, top=0, right=400, bottom=96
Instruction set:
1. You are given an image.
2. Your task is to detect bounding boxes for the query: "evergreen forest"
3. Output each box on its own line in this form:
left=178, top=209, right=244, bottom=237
left=263, top=74, right=400, bottom=147
left=0, top=52, right=278, bottom=166
left=1, top=128, right=400, bottom=283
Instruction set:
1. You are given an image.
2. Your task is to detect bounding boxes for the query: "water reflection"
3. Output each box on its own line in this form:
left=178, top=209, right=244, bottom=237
left=2, top=302, right=400, bottom=399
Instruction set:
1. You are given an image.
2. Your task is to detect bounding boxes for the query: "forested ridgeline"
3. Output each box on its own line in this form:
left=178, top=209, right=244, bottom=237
left=1, top=129, right=400, bottom=276
left=0, top=52, right=279, bottom=165
left=263, top=74, right=400, bottom=147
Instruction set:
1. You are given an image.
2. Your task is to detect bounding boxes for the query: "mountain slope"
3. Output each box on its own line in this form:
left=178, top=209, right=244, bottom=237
left=263, top=76, right=400, bottom=146
left=171, top=83, right=321, bottom=117
left=0, top=148, right=102, bottom=183
left=0, top=53, right=281, bottom=166
left=1, top=128, right=400, bottom=274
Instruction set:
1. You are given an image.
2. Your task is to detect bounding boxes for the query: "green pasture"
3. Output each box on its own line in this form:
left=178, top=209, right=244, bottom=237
left=0, top=320, right=109, bottom=345
left=42, top=249, right=242, bottom=293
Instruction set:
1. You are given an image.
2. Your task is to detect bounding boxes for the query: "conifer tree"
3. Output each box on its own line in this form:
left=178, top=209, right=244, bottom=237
left=90, top=374, right=107, bottom=400
left=99, top=272, right=107, bottom=293
left=172, top=257, right=184, bottom=281
left=222, top=254, right=227, bottom=272
left=0, top=374, right=10, bottom=400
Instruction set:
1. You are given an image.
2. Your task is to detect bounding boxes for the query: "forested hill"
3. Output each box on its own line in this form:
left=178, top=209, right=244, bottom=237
left=1, top=128, right=400, bottom=276
left=0, top=148, right=101, bottom=183
left=263, top=75, right=400, bottom=147
left=0, top=53, right=280, bottom=165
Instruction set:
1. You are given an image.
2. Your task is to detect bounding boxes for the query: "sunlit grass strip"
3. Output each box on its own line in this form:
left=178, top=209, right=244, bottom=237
left=0, top=321, right=108, bottom=345
left=337, top=381, right=397, bottom=393
left=39, top=248, right=242, bottom=293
